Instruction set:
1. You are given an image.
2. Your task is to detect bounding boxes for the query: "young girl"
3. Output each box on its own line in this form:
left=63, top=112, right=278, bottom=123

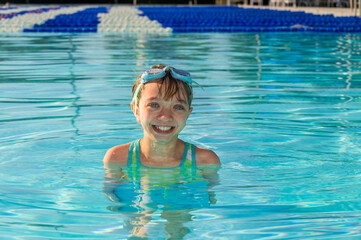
left=102, top=64, right=220, bottom=238
left=103, top=64, right=220, bottom=169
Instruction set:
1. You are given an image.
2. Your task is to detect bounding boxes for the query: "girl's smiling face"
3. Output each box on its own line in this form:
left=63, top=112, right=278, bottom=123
left=133, top=82, right=193, bottom=143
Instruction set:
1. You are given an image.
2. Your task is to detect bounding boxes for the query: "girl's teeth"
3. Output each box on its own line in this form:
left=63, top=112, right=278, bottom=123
left=156, top=126, right=171, bottom=131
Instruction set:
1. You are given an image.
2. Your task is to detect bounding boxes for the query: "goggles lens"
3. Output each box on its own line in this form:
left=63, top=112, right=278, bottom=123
left=133, top=65, right=201, bottom=105
left=171, top=68, right=190, bottom=77
left=141, top=66, right=191, bottom=83
left=145, top=68, right=163, bottom=75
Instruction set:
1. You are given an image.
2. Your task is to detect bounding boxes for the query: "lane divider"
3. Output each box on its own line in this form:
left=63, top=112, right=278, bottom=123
left=98, top=6, right=171, bottom=34
left=0, top=6, right=360, bottom=33
left=0, top=6, right=89, bottom=33
left=138, top=6, right=361, bottom=32
left=0, top=6, right=49, bottom=16
left=24, top=6, right=108, bottom=32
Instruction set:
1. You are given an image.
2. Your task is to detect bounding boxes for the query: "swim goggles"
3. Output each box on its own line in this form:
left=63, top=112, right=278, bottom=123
left=132, top=66, right=202, bottom=105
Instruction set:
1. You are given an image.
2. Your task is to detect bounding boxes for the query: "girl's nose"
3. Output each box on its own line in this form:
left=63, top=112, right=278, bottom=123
left=158, top=108, right=173, bottom=121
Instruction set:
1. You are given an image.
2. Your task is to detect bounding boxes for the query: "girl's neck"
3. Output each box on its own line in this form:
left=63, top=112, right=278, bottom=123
left=139, top=137, right=183, bottom=165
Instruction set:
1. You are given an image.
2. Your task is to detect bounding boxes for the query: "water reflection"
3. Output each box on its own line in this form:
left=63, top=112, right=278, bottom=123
left=103, top=163, right=219, bottom=239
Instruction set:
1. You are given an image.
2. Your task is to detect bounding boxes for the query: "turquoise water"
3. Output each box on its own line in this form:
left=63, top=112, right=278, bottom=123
left=1, top=32, right=361, bottom=239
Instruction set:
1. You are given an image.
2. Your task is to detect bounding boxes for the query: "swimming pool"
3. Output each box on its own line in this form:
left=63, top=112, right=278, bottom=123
left=1, top=32, right=361, bottom=239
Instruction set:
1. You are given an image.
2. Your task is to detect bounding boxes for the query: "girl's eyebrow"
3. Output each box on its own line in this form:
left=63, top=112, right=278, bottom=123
left=145, top=96, right=188, bottom=105
left=176, top=99, right=187, bottom=105
left=145, top=97, right=160, bottom=101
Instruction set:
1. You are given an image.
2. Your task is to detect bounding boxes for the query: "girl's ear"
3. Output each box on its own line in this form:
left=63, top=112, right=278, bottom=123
left=187, top=107, right=193, bottom=119
left=130, top=102, right=140, bottom=123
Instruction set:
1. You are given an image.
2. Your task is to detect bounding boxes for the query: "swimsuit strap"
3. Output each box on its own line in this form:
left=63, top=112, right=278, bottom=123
left=127, top=141, right=135, bottom=167
left=191, top=143, right=196, bottom=168
left=135, top=139, right=141, bottom=166
left=178, top=142, right=190, bottom=167
left=182, top=142, right=197, bottom=169
left=130, top=140, right=196, bottom=169
left=127, top=140, right=139, bottom=168
left=126, top=140, right=141, bottom=183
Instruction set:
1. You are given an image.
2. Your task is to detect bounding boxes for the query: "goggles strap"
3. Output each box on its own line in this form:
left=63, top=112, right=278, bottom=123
left=132, top=84, right=142, bottom=106
left=190, top=80, right=203, bottom=90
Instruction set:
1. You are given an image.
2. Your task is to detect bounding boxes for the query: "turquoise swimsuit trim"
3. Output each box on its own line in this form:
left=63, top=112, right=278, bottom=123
left=191, top=143, right=196, bottom=168
left=127, top=140, right=196, bottom=169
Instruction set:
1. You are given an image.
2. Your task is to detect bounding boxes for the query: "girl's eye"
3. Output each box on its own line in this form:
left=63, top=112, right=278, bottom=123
left=174, top=105, right=185, bottom=111
left=148, top=103, right=159, bottom=108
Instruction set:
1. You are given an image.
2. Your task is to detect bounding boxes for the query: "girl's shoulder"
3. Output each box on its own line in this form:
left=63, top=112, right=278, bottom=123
left=194, top=145, right=221, bottom=167
left=103, top=142, right=132, bottom=164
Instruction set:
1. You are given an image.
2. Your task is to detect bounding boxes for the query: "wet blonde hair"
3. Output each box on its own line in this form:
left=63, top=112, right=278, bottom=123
left=132, top=64, right=193, bottom=108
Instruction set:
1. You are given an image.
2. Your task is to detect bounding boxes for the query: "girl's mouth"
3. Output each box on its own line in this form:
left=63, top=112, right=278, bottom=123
left=152, top=125, right=175, bottom=134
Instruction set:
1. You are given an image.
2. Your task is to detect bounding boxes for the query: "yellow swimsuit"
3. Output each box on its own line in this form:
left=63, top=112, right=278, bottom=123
left=124, top=139, right=198, bottom=184
left=113, top=140, right=210, bottom=211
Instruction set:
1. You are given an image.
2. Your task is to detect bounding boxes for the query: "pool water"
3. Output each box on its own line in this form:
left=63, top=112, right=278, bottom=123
left=1, top=32, right=361, bottom=239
